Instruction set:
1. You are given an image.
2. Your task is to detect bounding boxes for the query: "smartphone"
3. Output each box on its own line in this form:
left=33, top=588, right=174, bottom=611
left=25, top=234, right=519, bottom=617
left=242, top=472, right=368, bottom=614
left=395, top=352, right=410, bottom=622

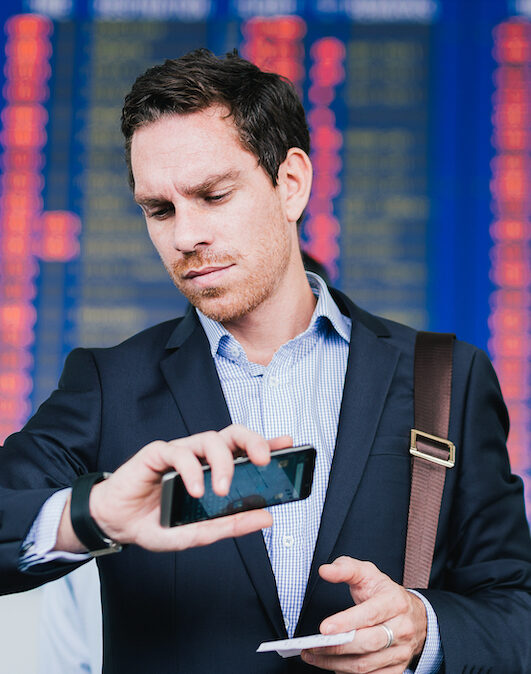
left=160, top=444, right=316, bottom=527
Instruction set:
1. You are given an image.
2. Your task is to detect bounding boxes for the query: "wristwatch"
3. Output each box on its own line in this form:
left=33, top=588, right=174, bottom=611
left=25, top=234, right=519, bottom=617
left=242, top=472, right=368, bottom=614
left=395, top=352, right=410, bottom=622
left=70, top=472, right=123, bottom=556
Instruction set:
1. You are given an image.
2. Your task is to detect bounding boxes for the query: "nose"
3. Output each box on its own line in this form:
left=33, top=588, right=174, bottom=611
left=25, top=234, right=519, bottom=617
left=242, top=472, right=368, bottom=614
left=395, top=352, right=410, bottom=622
left=171, top=202, right=213, bottom=253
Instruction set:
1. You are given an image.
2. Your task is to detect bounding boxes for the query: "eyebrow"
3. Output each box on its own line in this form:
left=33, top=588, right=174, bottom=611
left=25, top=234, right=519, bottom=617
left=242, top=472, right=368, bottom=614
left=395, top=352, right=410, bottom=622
left=134, top=169, right=241, bottom=206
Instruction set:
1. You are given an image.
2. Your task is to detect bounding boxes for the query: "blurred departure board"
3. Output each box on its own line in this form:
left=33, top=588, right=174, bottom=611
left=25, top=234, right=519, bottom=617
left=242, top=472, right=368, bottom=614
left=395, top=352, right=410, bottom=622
left=0, top=0, right=529, bottom=516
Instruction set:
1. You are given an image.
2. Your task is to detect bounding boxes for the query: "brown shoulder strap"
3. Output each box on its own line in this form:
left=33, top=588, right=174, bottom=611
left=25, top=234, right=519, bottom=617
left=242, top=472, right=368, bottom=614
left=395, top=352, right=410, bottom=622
left=402, top=331, right=455, bottom=589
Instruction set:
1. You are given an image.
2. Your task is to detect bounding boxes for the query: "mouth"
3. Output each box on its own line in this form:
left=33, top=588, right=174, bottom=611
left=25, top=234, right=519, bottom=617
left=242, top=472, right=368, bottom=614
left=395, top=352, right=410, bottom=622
left=182, top=264, right=234, bottom=285
left=184, top=265, right=230, bottom=279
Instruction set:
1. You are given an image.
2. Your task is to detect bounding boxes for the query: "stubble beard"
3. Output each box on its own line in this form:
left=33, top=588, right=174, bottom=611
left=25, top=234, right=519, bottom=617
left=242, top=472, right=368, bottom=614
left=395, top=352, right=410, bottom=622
left=165, top=233, right=291, bottom=324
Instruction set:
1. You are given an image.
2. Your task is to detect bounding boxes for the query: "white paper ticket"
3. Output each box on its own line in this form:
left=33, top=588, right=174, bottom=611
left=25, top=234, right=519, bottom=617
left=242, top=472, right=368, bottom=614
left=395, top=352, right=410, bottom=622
left=257, top=630, right=356, bottom=658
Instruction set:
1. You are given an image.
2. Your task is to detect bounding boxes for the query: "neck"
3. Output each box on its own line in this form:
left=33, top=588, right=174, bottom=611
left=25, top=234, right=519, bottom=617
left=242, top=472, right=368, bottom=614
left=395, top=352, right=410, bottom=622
left=222, top=268, right=317, bottom=366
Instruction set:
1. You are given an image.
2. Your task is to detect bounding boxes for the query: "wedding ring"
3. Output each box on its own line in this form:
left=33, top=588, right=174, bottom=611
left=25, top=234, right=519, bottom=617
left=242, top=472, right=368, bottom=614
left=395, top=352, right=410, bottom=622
left=381, top=623, right=394, bottom=649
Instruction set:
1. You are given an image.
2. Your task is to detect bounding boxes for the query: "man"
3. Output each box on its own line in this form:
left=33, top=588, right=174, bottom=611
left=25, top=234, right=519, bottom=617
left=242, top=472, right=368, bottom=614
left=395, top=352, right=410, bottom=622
left=1, top=49, right=530, bottom=673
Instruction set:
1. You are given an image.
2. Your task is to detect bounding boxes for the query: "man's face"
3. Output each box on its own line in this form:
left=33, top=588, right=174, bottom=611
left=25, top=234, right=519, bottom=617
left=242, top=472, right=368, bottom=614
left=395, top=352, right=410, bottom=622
left=131, top=108, right=298, bottom=324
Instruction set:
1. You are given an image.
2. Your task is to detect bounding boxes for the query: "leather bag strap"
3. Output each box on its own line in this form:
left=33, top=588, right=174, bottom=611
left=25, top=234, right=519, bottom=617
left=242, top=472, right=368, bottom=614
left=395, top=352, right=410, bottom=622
left=403, top=331, right=455, bottom=589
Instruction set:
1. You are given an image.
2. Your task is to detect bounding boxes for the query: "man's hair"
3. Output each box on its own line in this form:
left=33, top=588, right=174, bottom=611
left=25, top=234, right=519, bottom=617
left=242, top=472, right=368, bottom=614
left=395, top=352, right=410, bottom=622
left=121, top=48, right=310, bottom=190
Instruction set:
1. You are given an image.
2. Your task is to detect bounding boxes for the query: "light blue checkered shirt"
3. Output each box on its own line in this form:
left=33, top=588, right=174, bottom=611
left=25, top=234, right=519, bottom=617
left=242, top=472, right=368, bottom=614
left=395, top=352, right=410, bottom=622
left=21, top=272, right=441, bottom=672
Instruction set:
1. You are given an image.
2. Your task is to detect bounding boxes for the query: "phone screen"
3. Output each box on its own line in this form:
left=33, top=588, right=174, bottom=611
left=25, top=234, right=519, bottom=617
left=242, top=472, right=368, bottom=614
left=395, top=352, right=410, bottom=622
left=161, top=445, right=315, bottom=527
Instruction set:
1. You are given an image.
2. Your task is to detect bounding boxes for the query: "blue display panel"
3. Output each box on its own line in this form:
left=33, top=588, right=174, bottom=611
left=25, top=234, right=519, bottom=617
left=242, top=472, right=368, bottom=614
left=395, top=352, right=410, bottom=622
left=0, top=0, right=529, bottom=516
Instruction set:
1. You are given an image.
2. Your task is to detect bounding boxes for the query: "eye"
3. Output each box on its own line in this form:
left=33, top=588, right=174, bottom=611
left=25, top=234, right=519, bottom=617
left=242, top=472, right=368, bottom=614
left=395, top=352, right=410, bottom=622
left=204, top=191, right=231, bottom=203
left=144, top=205, right=174, bottom=220
left=152, top=207, right=173, bottom=219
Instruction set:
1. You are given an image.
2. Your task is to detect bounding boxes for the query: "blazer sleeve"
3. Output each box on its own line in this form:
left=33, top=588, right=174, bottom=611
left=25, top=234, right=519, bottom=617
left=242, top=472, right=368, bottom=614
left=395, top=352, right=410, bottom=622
left=420, top=348, right=531, bottom=673
left=0, top=348, right=102, bottom=593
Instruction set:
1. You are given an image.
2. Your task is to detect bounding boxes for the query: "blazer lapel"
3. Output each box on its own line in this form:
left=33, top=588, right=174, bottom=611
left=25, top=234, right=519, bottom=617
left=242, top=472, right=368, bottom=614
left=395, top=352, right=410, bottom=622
left=160, top=307, right=231, bottom=435
left=160, top=307, right=286, bottom=637
left=298, top=293, right=400, bottom=623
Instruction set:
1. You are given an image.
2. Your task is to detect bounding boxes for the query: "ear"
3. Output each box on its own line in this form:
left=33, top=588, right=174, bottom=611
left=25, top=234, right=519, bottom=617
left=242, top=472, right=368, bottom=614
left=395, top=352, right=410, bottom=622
left=277, top=147, right=313, bottom=224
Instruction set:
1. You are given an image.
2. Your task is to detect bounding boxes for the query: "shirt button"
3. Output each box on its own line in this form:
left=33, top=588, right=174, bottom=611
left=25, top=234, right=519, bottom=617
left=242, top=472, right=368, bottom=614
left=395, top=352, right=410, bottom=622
left=269, top=375, right=280, bottom=387
left=283, top=534, right=294, bottom=548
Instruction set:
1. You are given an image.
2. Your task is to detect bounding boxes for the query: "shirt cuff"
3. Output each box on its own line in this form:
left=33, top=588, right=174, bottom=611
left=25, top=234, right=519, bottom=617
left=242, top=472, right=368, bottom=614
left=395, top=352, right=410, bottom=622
left=404, top=590, right=443, bottom=674
left=19, top=488, right=90, bottom=571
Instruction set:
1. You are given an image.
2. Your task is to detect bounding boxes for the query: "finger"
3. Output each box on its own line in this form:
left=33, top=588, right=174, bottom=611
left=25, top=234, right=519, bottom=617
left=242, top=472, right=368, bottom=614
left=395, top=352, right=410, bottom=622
left=132, top=439, right=207, bottom=497
left=193, top=509, right=274, bottom=544
left=156, top=432, right=233, bottom=497
left=301, top=647, right=410, bottom=674
left=165, top=431, right=237, bottom=497
left=313, top=617, right=403, bottom=659
left=268, top=434, right=294, bottom=451
left=320, top=590, right=399, bottom=635
left=149, top=509, right=274, bottom=551
left=346, top=620, right=402, bottom=655
left=198, top=431, right=238, bottom=496
left=319, top=557, right=385, bottom=589
left=301, top=645, right=408, bottom=674
left=320, top=557, right=391, bottom=607
left=164, top=440, right=210, bottom=498
left=219, top=424, right=272, bottom=464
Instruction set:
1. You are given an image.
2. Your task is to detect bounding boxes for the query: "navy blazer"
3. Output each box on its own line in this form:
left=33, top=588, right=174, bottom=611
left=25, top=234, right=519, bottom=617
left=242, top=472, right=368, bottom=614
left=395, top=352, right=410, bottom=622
left=1, top=290, right=530, bottom=673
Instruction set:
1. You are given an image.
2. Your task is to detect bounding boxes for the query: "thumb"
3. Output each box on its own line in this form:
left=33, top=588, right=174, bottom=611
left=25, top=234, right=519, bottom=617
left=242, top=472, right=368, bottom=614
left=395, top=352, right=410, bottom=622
left=319, top=557, right=388, bottom=603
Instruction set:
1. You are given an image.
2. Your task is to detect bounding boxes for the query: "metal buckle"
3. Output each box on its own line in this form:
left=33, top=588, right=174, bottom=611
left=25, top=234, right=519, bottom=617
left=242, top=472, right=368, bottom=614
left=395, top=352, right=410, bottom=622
left=91, top=541, right=123, bottom=557
left=410, top=429, right=455, bottom=468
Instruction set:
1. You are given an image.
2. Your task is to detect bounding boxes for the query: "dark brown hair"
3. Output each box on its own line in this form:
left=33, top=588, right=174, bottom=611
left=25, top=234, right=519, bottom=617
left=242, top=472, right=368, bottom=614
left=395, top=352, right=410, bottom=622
left=121, top=48, right=310, bottom=190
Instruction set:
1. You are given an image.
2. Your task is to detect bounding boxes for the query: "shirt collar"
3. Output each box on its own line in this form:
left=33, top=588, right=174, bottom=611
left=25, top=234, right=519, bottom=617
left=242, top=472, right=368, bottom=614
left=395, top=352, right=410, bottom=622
left=305, top=272, right=351, bottom=343
left=196, top=271, right=351, bottom=359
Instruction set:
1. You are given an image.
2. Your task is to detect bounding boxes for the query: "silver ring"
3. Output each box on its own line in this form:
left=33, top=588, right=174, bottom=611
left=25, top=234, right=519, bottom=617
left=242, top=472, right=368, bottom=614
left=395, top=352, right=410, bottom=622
left=381, top=624, right=394, bottom=649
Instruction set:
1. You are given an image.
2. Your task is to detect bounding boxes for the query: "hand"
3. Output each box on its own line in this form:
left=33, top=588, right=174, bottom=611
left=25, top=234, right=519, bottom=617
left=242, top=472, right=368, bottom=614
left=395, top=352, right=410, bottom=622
left=57, top=425, right=292, bottom=553
left=301, top=556, right=427, bottom=673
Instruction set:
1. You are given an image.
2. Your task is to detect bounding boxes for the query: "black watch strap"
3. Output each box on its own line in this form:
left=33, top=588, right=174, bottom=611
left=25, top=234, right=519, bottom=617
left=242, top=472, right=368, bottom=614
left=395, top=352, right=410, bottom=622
left=70, top=472, right=123, bottom=556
